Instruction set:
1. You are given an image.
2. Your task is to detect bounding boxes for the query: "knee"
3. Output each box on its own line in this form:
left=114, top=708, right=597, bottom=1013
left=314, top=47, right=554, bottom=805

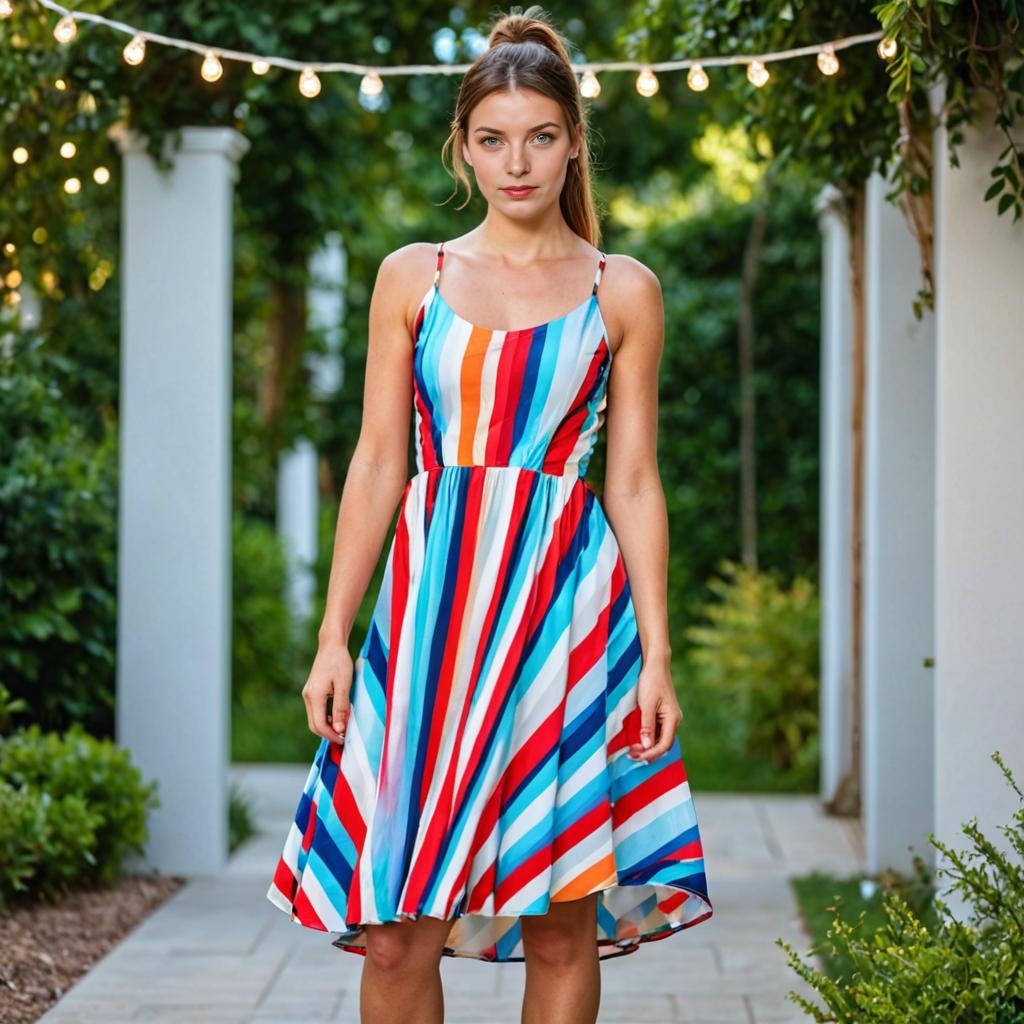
left=365, top=926, right=424, bottom=974
left=521, top=915, right=592, bottom=969
left=364, top=919, right=445, bottom=975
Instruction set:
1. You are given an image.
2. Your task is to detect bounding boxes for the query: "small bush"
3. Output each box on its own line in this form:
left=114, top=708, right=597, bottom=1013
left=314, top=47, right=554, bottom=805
left=0, top=724, right=159, bottom=906
left=0, top=337, right=119, bottom=736
left=779, top=750, right=1024, bottom=1022
left=683, top=558, right=819, bottom=782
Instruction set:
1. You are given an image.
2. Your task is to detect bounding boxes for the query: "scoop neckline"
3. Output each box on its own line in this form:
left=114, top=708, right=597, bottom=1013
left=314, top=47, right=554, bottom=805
left=422, top=283, right=610, bottom=349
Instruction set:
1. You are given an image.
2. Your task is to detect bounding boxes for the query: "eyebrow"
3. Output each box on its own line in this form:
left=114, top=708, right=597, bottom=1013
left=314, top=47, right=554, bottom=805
left=473, top=122, right=561, bottom=134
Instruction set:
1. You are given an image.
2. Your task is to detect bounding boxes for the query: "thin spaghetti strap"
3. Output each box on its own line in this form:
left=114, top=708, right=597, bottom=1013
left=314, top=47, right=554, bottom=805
left=592, top=251, right=607, bottom=296
left=434, top=241, right=446, bottom=287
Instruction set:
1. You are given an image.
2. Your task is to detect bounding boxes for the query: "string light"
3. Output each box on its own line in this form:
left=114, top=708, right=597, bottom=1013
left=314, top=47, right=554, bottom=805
left=12, top=146, right=29, bottom=164
left=93, top=166, right=111, bottom=184
left=747, top=59, right=770, bottom=87
left=31, top=1, right=888, bottom=97
left=0, top=0, right=13, bottom=18
left=63, top=176, right=81, bottom=194
left=687, top=63, right=710, bottom=91
left=579, top=69, right=600, bottom=98
left=359, top=70, right=384, bottom=97
left=817, top=44, right=839, bottom=76
left=201, top=50, right=223, bottom=82
left=59, top=141, right=76, bottom=158
left=55, top=78, right=67, bottom=90
left=123, top=33, right=147, bottom=66
left=636, top=65, right=659, bottom=97
left=53, top=13, right=76, bottom=43
left=299, top=67, right=321, bottom=98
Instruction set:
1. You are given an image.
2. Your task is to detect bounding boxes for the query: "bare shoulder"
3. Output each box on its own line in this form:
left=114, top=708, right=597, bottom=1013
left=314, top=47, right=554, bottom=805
left=598, top=253, right=663, bottom=358
left=372, top=241, right=438, bottom=336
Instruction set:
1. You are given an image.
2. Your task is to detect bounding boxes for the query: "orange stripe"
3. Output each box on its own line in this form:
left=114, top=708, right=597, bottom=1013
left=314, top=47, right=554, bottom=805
left=551, top=853, right=618, bottom=901
left=458, top=325, right=491, bottom=463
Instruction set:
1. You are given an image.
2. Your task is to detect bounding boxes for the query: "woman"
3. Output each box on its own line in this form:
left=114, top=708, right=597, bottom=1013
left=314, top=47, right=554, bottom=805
left=266, top=7, right=713, bottom=1023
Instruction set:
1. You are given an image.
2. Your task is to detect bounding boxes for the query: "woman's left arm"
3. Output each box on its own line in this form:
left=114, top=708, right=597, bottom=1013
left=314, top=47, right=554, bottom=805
left=600, top=256, right=682, bottom=764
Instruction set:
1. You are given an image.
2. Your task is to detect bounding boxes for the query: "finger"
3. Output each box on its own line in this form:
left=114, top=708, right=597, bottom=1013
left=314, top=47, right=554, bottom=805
left=332, top=689, right=350, bottom=735
left=310, top=684, right=334, bottom=740
left=641, top=713, right=681, bottom=761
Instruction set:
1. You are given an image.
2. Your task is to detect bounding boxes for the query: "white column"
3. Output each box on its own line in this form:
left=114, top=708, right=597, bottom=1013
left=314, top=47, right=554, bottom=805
left=862, top=169, right=936, bottom=874
left=932, top=86, right=1024, bottom=915
left=115, top=126, right=250, bottom=874
left=277, top=231, right=346, bottom=628
left=815, top=185, right=855, bottom=806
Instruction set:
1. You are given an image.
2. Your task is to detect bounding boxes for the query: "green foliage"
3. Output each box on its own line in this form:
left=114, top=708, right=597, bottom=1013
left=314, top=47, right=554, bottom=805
left=779, top=750, right=1024, bottom=1022
left=0, top=335, right=118, bottom=735
left=0, top=682, right=31, bottom=734
left=683, top=558, right=820, bottom=783
left=0, top=723, right=159, bottom=905
left=228, top=779, right=258, bottom=854
left=232, top=511, right=304, bottom=714
left=620, top=0, right=1024, bottom=317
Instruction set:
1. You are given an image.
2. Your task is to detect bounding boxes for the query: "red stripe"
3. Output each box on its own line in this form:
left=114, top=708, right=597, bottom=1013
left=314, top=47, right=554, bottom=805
left=612, top=757, right=688, bottom=828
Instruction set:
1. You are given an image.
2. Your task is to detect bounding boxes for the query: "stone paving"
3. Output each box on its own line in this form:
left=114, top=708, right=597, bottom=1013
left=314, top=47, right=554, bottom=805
left=39, top=764, right=864, bottom=1023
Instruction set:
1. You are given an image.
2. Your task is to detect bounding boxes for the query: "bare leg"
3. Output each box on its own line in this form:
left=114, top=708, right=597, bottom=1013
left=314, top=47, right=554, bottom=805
left=360, top=914, right=454, bottom=1024
left=520, top=893, right=601, bottom=1024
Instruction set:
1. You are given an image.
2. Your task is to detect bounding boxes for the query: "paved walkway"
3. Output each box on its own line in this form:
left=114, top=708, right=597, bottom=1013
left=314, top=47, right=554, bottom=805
left=41, top=765, right=863, bottom=1023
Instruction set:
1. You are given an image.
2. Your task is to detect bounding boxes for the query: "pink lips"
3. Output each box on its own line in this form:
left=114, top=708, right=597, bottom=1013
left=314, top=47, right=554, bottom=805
left=502, top=186, right=537, bottom=197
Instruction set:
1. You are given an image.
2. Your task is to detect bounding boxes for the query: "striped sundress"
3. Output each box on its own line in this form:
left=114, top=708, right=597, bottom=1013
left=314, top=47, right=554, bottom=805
left=266, top=240, right=714, bottom=962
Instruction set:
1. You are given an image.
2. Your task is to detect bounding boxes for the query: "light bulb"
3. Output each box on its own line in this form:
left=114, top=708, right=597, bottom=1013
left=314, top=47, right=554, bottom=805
left=877, top=37, right=898, bottom=60
left=299, top=67, right=321, bottom=98
left=201, top=50, right=223, bottom=82
left=5, top=270, right=22, bottom=288
left=55, top=78, right=67, bottom=90
left=3, top=242, right=15, bottom=254
left=12, top=146, right=29, bottom=164
left=0, top=1, right=14, bottom=19
left=687, top=63, right=709, bottom=92
left=64, top=177, right=81, bottom=195
left=251, top=59, right=271, bottom=75
left=636, top=66, right=659, bottom=97
left=54, top=14, right=77, bottom=44
left=579, top=69, right=600, bottom=99
left=360, top=70, right=383, bottom=97
left=123, top=33, right=146, bottom=66
left=747, top=59, right=769, bottom=88
left=93, top=166, right=110, bottom=184
left=817, top=45, right=839, bottom=76
left=60, top=141, right=76, bottom=158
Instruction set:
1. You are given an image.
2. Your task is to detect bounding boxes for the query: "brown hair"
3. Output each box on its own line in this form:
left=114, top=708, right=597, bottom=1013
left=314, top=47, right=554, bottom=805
left=439, top=5, right=601, bottom=246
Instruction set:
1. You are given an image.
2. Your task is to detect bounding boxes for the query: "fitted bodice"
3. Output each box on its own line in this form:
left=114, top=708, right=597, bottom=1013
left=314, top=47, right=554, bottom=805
left=410, top=242, right=612, bottom=482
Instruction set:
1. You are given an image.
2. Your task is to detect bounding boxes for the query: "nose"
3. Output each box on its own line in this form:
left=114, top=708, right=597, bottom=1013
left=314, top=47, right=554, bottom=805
left=506, top=145, right=530, bottom=175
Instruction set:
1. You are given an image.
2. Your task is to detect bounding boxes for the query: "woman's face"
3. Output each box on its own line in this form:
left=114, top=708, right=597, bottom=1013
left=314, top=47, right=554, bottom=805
left=461, top=87, right=581, bottom=216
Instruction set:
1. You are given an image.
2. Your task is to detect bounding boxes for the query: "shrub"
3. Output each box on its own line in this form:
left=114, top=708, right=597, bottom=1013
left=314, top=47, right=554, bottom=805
left=0, top=723, right=159, bottom=905
left=683, top=558, right=820, bottom=782
left=0, top=337, right=118, bottom=736
left=232, top=510, right=304, bottom=713
left=779, top=750, right=1024, bottom=1022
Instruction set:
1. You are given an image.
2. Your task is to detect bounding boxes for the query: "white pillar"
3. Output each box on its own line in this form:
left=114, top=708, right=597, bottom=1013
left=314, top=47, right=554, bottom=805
left=932, top=86, right=1024, bottom=915
left=862, top=169, right=936, bottom=874
left=815, top=184, right=855, bottom=806
left=115, top=126, right=250, bottom=874
left=277, top=232, right=346, bottom=627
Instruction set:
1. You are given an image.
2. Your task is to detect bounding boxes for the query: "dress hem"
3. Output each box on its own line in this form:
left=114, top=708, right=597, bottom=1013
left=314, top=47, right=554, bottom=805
left=266, top=877, right=714, bottom=964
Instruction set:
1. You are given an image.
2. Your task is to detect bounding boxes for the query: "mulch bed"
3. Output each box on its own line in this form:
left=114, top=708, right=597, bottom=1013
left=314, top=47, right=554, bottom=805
left=0, top=872, right=186, bottom=1023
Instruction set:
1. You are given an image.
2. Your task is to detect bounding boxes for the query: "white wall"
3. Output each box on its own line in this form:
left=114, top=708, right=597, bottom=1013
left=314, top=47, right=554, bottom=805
left=862, top=170, right=936, bottom=874
left=932, top=87, right=1024, bottom=915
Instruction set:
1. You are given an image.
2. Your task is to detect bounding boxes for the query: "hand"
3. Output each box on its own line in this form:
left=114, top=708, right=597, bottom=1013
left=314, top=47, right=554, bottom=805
left=302, top=640, right=353, bottom=744
left=628, top=663, right=684, bottom=763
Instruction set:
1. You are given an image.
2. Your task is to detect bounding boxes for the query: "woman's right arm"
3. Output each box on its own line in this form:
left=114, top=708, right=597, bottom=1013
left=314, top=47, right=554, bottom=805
left=302, top=246, right=419, bottom=743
